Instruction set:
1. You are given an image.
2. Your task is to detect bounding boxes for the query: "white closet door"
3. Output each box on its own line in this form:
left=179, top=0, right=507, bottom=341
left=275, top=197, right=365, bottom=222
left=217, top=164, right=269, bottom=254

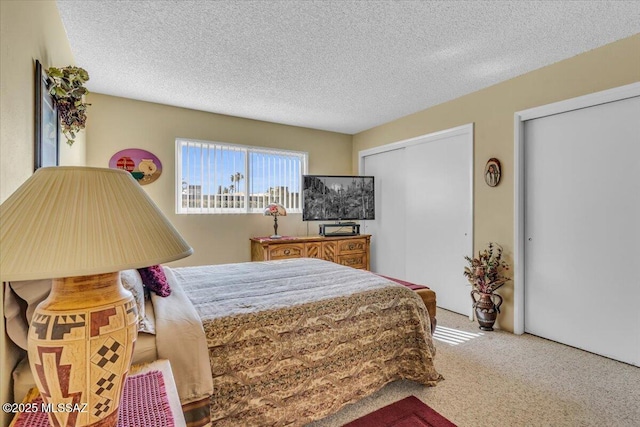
left=361, top=124, right=473, bottom=316
left=404, top=133, right=473, bottom=316
left=524, top=96, right=640, bottom=366
left=362, top=148, right=406, bottom=277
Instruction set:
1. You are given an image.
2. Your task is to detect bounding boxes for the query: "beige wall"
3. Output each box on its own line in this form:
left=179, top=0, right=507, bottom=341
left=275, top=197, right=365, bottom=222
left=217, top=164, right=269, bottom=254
left=0, top=2, right=85, bottom=203
left=352, top=34, right=640, bottom=332
left=85, top=94, right=353, bottom=267
left=0, top=1, right=84, bottom=425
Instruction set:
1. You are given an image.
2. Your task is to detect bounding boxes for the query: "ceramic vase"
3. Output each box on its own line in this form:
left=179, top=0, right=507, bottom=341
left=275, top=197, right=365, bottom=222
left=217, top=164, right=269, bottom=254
left=470, top=290, right=503, bottom=331
left=27, top=272, right=137, bottom=427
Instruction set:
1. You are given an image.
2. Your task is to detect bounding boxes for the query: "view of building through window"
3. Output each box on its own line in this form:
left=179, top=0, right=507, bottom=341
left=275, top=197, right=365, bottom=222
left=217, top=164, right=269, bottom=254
left=177, top=139, right=307, bottom=214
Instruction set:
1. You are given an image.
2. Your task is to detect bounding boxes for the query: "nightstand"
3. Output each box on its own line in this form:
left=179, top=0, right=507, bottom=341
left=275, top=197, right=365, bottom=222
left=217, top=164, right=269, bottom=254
left=8, top=359, right=186, bottom=427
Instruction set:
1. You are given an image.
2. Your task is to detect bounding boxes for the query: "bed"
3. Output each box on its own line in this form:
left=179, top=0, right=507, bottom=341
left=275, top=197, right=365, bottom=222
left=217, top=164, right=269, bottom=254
left=6, top=258, right=442, bottom=427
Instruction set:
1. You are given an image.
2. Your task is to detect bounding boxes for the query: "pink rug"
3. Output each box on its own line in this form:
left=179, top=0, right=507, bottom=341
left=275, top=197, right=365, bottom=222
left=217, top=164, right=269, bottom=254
left=12, top=370, right=174, bottom=427
left=343, top=396, right=456, bottom=427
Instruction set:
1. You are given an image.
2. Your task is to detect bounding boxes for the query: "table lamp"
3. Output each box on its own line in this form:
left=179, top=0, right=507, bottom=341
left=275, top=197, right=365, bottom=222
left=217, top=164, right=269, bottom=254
left=263, top=203, right=287, bottom=239
left=0, top=167, right=192, bottom=427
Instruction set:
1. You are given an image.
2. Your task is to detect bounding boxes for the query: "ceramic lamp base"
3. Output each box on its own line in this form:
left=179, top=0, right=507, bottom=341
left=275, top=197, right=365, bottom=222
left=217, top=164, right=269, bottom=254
left=27, top=272, right=137, bottom=427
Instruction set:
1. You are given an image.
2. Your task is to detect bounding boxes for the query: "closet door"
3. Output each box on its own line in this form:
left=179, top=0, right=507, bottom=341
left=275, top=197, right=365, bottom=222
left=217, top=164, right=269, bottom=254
left=362, top=124, right=473, bottom=316
left=404, top=132, right=473, bottom=316
left=362, top=148, right=406, bottom=277
left=524, top=96, right=640, bottom=365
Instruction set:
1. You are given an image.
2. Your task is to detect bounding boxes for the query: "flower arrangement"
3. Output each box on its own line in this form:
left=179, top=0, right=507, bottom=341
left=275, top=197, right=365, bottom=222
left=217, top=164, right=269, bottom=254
left=46, top=66, right=90, bottom=146
left=463, top=243, right=510, bottom=294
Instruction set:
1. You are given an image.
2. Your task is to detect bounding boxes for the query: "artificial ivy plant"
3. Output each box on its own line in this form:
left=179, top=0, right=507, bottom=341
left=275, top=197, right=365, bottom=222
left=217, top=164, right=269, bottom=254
left=46, top=66, right=90, bottom=146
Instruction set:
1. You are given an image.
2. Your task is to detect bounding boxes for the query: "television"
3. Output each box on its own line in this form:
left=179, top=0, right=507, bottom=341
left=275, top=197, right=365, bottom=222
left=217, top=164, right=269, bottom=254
left=302, top=175, right=375, bottom=221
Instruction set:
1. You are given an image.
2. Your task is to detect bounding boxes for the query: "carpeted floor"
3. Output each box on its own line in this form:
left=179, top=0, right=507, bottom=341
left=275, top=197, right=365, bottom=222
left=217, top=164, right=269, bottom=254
left=307, top=309, right=640, bottom=427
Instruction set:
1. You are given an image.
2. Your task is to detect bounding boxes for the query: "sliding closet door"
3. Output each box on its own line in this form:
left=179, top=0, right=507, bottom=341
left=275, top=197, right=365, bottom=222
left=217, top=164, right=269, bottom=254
left=361, top=124, right=473, bottom=316
left=524, top=96, right=640, bottom=365
left=362, top=148, right=406, bottom=277
left=404, top=132, right=473, bottom=316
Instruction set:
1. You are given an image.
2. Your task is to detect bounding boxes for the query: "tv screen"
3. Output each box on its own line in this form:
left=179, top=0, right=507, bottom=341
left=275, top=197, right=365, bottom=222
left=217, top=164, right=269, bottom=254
left=302, top=175, right=375, bottom=221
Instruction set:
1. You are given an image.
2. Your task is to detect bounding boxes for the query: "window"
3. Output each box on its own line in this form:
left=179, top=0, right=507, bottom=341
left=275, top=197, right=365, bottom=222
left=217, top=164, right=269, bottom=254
left=177, top=138, right=308, bottom=214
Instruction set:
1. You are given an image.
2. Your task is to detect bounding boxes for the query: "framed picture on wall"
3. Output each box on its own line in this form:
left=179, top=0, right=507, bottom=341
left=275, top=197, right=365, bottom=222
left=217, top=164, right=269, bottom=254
left=34, top=59, right=59, bottom=170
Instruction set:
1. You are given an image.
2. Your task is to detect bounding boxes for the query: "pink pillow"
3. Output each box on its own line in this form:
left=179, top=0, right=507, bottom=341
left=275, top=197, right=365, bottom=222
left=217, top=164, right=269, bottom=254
left=137, top=265, right=171, bottom=297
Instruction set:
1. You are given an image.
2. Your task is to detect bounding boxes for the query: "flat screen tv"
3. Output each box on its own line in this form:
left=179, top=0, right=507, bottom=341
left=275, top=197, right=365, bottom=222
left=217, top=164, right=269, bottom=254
left=302, top=175, right=375, bottom=221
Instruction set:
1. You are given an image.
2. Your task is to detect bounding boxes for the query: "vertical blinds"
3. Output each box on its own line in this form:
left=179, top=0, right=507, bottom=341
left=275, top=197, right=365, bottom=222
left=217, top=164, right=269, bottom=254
left=250, top=149, right=303, bottom=213
left=177, top=139, right=306, bottom=214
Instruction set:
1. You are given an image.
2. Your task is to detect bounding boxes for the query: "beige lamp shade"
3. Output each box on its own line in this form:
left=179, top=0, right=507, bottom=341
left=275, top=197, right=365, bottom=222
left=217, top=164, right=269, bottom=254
left=0, top=166, right=193, bottom=281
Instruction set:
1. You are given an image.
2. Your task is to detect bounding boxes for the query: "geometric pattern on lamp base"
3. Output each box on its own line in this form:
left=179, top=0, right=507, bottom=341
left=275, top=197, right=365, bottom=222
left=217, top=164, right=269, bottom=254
left=27, top=273, right=137, bottom=427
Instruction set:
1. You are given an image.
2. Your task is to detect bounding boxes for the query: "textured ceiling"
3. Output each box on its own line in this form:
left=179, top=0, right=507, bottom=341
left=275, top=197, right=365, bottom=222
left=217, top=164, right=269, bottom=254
left=56, top=1, right=640, bottom=134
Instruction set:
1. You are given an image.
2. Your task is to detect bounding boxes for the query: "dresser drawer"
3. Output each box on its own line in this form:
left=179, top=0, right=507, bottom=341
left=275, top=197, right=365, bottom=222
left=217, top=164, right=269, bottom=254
left=337, top=238, right=368, bottom=255
left=268, top=244, right=304, bottom=259
left=305, top=242, right=322, bottom=259
left=321, top=241, right=336, bottom=261
left=337, top=253, right=367, bottom=269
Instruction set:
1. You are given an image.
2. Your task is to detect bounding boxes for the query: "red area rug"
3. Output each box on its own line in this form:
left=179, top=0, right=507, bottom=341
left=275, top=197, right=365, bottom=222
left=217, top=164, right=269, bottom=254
left=343, top=396, right=456, bottom=427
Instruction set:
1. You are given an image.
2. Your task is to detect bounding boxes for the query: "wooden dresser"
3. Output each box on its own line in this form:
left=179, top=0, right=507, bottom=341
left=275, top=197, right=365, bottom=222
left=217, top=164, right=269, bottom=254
left=250, top=234, right=371, bottom=270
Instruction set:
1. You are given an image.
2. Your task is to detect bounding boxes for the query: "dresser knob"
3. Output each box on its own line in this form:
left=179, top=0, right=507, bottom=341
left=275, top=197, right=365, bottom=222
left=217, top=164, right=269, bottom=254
left=284, top=249, right=290, bottom=255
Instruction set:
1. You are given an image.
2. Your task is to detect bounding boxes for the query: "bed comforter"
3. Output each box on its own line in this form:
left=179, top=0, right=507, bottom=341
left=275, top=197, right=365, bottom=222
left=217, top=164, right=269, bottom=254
left=167, top=258, right=442, bottom=426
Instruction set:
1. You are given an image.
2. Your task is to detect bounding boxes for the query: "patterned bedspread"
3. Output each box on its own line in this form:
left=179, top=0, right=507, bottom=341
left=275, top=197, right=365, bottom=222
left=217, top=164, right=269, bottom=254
left=173, top=258, right=442, bottom=426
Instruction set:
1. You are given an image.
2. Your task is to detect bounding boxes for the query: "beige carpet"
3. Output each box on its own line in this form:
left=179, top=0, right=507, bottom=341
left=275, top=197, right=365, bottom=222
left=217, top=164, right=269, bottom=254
left=307, top=309, right=640, bottom=427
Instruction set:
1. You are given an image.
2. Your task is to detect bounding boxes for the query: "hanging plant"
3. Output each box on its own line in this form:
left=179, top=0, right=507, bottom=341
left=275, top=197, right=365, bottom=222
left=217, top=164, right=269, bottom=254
left=46, top=66, right=90, bottom=146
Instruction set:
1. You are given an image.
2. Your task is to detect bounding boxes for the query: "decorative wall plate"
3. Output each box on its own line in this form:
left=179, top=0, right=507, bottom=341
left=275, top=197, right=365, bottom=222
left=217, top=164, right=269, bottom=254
left=484, top=158, right=501, bottom=187
left=109, top=149, right=162, bottom=185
